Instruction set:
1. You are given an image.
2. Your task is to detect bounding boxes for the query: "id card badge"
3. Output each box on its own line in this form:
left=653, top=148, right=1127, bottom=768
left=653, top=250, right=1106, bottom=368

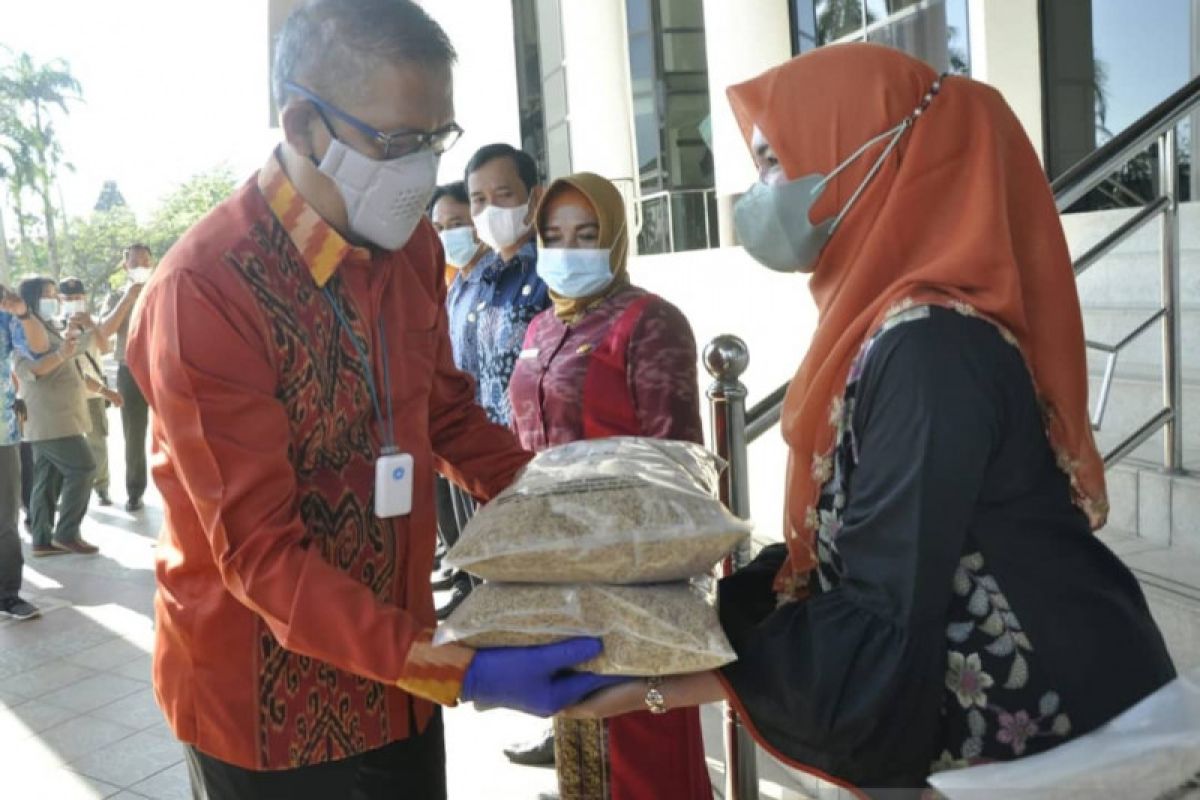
left=375, top=453, right=414, bottom=518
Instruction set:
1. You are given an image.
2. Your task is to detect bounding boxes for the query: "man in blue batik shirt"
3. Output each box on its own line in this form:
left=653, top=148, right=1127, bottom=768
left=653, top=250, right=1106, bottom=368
left=0, top=284, right=52, bottom=621
left=464, top=144, right=556, bottom=767
left=464, top=144, right=550, bottom=427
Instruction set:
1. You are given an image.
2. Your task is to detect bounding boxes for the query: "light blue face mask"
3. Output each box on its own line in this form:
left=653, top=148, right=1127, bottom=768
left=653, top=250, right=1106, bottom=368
left=537, top=247, right=615, bottom=299
left=38, top=298, right=60, bottom=320
left=735, top=75, right=944, bottom=273
left=439, top=226, right=482, bottom=268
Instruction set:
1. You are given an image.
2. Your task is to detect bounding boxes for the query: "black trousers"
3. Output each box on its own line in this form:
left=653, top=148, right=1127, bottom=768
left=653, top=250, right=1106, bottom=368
left=434, top=475, right=461, bottom=550
left=118, top=363, right=149, bottom=501
left=185, top=710, right=446, bottom=800
left=19, top=441, right=34, bottom=512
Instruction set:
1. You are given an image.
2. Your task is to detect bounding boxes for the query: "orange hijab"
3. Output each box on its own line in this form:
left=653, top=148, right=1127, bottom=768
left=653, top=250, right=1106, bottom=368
left=728, top=44, right=1108, bottom=596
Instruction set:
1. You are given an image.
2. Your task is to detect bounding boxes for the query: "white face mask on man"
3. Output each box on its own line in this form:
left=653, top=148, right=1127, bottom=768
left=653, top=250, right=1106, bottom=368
left=473, top=201, right=533, bottom=252
left=318, top=139, right=440, bottom=252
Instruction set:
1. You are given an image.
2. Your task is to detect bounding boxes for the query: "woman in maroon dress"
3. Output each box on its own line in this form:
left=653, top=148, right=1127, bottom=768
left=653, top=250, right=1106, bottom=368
left=507, top=172, right=712, bottom=800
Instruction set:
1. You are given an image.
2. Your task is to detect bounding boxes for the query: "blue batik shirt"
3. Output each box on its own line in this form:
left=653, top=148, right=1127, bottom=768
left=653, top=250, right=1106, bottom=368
left=473, top=239, right=549, bottom=425
left=446, top=262, right=487, bottom=380
left=0, top=313, right=25, bottom=446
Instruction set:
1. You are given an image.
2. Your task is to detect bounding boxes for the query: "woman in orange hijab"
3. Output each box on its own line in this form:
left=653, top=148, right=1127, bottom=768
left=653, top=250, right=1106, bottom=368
left=563, top=44, right=1175, bottom=793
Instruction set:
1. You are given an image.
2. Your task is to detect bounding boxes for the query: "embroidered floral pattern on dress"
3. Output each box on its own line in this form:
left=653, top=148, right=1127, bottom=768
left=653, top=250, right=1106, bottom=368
left=806, top=304, right=1076, bottom=776
left=934, top=552, right=1073, bottom=770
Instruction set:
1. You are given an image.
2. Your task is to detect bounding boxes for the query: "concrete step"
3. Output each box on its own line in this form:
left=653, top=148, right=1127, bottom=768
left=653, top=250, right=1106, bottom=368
left=1063, top=201, right=1200, bottom=309
left=1103, top=466, right=1200, bottom=670
left=1087, top=373, right=1199, bottom=467
left=1082, top=306, right=1200, bottom=383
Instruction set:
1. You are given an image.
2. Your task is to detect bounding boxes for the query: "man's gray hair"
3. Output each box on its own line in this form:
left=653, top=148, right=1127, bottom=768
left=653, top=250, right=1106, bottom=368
left=273, top=0, right=457, bottom=110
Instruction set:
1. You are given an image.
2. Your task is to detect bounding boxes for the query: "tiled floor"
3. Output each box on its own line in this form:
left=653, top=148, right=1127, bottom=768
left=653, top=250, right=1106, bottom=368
left=0, top=416, right=563, bottom=800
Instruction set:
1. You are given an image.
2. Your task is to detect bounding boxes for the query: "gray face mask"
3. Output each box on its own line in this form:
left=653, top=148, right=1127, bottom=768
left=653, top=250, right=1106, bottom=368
left=734, top=74, right=945, bottom=274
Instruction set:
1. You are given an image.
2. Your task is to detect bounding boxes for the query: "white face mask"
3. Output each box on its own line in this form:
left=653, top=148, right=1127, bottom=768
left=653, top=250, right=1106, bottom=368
left=473, top=201, right=532, bottom=252
left=439, top=226, right=482, bottom=268
left=61, top=299, right=86, bottom=317
left=38, top=298, right=60, bottom=320
left=129, top=267, right=152, bottom=284
left=537, top=247, right=615, bottom=299
left=319, top=139, right=439, bottom=251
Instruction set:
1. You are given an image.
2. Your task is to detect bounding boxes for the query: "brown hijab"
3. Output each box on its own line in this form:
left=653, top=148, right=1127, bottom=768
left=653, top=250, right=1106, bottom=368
left=728, top=44, right=1108, bottom=595
left=535, top=172, right=631, bottom=322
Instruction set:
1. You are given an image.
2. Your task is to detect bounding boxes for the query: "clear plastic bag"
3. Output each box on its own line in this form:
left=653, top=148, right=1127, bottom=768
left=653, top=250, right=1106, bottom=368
left=928, top=666, right=1200, bottom=799
left=433, top=581, right=737, bottom=676
left=444, top=437, right=752, bottom=584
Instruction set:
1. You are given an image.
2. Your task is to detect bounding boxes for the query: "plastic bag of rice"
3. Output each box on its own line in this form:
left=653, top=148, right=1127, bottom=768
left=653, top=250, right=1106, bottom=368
left=434, top=581, right=736, bottom=676
left=445, top=437, right=752, bottom=583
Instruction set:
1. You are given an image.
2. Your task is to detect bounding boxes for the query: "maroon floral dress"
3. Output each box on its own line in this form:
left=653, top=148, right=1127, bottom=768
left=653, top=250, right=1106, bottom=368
left=508, top=285, right=703, bottom=449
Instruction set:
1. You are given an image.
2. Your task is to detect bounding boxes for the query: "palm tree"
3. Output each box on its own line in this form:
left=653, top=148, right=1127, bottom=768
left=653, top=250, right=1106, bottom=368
left=0, top=50, right=81, bottom=276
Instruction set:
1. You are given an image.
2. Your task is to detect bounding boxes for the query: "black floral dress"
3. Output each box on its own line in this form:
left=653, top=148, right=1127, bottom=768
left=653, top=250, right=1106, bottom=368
left=718, top=305, right=1175, bottom=794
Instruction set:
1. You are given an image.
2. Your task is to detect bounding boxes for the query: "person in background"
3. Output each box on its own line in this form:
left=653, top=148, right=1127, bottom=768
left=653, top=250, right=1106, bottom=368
left=0, top=284, right=51, bottom=619
left=464, top=143, right=550, bottom=427
left=561, top=45, right=1176, bottom=795
left=105, top=244, right=151, bottom=512
left=427, top=180, right=489, bottom=609
left=464, top=144, right=555, bottom=765
left=429, top=181, right=486, bottom=287
left=14, top=277, right=115, bottom=556
left=126, top=2, right=613, bottom=797
left=508, top=171, right=711, bottom=798
left=58, top=277, right=134, bottom=507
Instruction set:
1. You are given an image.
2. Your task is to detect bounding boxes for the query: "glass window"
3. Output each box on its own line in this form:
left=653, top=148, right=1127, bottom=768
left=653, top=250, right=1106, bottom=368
left=625, top=0, right=717, bottom=253
left=662, top=31, right=708, bottom=73
left=536, top=0, right=563, bottom=78
left=1042, top=0, right=1195, bottom=204
left=546, top=122, right=572, bottom=180
left=794, top=0, right=971, bottom=75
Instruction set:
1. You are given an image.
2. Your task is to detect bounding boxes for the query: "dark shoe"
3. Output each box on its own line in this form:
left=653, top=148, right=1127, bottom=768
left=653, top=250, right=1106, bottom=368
left=31, top=543, right=70, bottom=558
left=0, top=597, right=41, bottom=621
left=125, top=497, right=144, bottom=512
left=435, top=575, right=474, bottom=621
left=96, top=490, right=113, bottom=507
left=504, top=728, right=556, bottom=767
left=55, top=539, right=100, bottom=556
left=430, top=567, right=458, bottom=591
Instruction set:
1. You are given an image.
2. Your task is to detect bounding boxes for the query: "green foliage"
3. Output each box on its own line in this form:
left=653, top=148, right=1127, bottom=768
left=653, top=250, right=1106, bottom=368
left=142, top=167, right=238, bottom=257
left=0, top=48, right=82, bottom=275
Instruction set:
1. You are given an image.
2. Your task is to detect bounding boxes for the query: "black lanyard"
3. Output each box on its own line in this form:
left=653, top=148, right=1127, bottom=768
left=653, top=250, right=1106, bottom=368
left=322, top=286, right=397, bottom=455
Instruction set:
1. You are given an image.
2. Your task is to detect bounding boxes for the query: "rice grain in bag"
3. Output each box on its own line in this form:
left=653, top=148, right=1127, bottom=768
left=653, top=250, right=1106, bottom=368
left=445, top=437, right=752, bottom=583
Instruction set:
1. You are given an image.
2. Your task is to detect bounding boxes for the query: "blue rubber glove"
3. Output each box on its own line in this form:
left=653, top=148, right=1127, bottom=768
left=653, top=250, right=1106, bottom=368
left=460, top=637, right=628, bottom=717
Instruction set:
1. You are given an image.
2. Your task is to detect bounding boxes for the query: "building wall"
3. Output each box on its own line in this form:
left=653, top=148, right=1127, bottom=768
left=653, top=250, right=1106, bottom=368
left=419, top=1, right=523, bottom=184
left=701, top=0, right=794, bottom=245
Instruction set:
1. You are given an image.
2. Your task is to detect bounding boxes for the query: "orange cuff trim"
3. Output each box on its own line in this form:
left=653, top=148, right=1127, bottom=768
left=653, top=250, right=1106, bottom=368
left=396, top=630, right=474, bottom=707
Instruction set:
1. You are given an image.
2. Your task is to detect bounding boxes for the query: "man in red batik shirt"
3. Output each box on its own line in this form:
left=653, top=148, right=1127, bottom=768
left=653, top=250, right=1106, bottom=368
left=127, top=2, right=615, bottom=798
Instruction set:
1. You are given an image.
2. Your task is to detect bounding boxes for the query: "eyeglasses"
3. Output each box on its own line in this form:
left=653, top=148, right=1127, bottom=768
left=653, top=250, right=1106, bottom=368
left=284, top=81, right=464, bottom=160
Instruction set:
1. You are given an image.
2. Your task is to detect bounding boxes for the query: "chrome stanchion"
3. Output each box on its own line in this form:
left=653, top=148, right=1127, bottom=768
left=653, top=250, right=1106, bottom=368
left=704, top=335, right=759, bottom=800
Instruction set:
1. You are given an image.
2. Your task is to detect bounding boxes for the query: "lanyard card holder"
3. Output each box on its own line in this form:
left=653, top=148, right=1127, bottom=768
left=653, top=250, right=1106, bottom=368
left=375, top=452, right=414, bottom=518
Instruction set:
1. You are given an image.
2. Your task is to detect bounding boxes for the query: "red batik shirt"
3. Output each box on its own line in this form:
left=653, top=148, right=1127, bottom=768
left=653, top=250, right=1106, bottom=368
left=507, top=286, right=703, bottom=450
left=126, top=152, right=530, bottom=771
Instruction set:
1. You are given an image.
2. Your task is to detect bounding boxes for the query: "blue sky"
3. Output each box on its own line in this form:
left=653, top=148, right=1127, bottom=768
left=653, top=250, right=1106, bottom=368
left=1091, top=0, right=1194, bottom=138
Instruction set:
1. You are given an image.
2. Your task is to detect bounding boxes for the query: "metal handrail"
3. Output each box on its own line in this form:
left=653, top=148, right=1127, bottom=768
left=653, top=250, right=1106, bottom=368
left=637, top=188, right=717, bottom=254
left=1051, top=74, right=1200, bottom=211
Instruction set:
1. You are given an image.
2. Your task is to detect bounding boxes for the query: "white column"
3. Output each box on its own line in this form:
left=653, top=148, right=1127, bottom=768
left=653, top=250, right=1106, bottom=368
left=422, top=0, right=523, bottom=183
left=701, top=0, right=794, bottom=245
left=558, top=1, right=639, bottom=185
left=968, top=0, right=1046, bottom=164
